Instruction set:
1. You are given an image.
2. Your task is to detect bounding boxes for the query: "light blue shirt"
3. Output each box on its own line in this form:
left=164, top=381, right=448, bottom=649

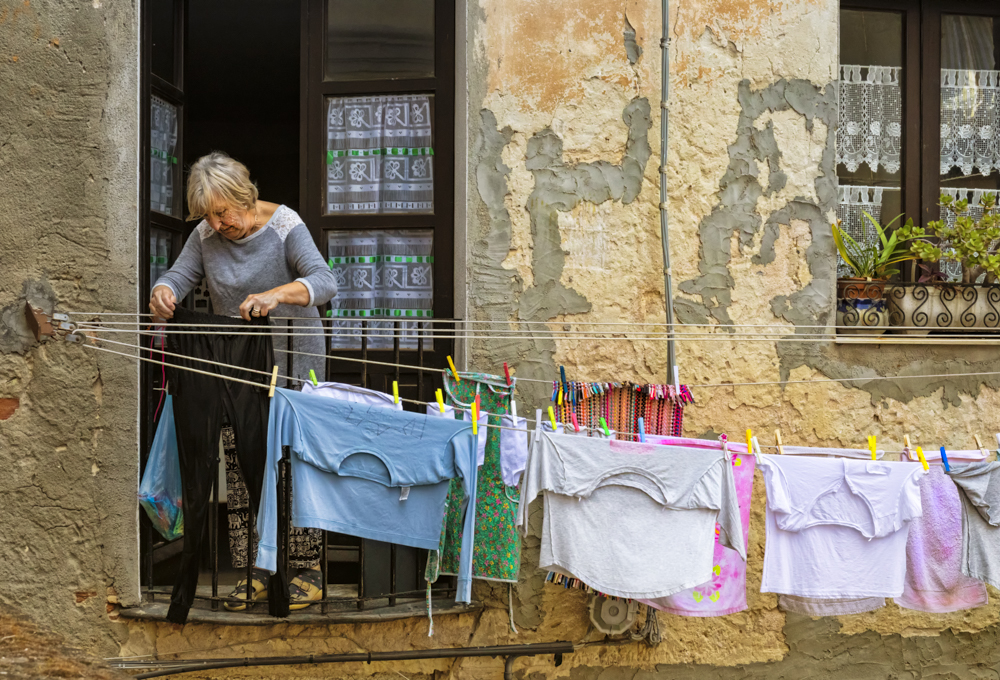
left=256, top=387, right=478, bottom=603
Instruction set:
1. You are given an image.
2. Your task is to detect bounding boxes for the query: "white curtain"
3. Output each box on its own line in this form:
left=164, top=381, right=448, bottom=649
left=835, top=185, right=897, bottom=277
left=326, top=95, right=434, bottom=214
left=327, top=230, right=434, bottom=350
left=836, top=65, right=903, bottom=174
left=940, top=69, right=1000, bottom=177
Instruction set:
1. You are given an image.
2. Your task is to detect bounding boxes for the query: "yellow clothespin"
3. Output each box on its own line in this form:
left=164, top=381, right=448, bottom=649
left=471, top=401, right=478, bottom=436
left=774, top=429, right=784, bottom=455
left=309, top=369, right=319, bottom=387
left=745, top=428, right=752, bottom=455
left=868, top=435, right=877, bottom=461
left=915, top=446, right=929, bottom=471
left=392, top=380, right=399, bottom=404
left=557, top=386, right=563, bottom=406
left=548, top=406, right=557, bottom=430
left=447, top=356, right=460, bottom=382
left=268, top=365, right=279, bottom=398
left=435, top=389, right=445, bottom=413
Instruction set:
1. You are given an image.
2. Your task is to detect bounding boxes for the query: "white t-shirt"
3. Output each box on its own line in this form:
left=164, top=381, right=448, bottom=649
left=758, top=455, right=925, bottom=598
left=301, top=381, right=402, bottom=410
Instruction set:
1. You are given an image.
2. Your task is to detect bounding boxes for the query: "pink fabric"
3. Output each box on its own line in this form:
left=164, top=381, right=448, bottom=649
left=639, top=436, right=753, bottom=616
left=896, top=465, right=988, bottom=613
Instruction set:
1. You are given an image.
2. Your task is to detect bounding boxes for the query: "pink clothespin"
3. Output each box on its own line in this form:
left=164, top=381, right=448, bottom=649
left=570, top=413, right=580, bottom=433
left=503, top=362, right=512, bottom=386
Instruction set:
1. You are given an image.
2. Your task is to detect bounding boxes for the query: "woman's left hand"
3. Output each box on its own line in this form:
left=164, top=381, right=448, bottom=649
left=239, top=290, right=281, bottom=321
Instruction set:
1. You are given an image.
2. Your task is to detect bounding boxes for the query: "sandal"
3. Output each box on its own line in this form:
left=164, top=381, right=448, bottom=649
left=289, top=567, right=324, bottom=610
left=224, top=568, right=269, bottom=611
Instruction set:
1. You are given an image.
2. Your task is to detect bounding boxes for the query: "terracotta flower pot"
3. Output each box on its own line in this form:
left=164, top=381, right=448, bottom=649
left=837, top=278, right=887, bottom=301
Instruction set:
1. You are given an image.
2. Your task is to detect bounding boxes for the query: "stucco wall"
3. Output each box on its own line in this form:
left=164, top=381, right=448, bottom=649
left=5, top=0, right=1000, bottom=676
left=0, top=0, right=139, bottom=656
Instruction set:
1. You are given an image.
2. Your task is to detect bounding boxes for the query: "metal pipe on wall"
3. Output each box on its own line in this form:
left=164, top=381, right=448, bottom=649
left=659, top=0, right=677, bottom=375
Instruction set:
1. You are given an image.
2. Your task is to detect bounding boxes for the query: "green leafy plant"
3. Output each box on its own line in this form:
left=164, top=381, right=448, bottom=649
left=896, top=192, right=1000, bottom=285
left=832, top=212, right=915, bottom=280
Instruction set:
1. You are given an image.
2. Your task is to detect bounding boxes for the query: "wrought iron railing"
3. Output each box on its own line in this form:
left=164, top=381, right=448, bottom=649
left=838, top=282, right=1000, bottom=333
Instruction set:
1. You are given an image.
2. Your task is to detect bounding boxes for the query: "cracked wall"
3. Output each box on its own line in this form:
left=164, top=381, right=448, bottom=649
left=0, top=0, right=138, bottom=658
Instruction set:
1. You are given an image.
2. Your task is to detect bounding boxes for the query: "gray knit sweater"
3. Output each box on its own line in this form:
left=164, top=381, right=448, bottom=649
left=154, top=205, right=336, bottom=384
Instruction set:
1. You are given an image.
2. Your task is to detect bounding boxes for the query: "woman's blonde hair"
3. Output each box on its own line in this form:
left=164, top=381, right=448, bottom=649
left=186, top=152, right=259, bottom=221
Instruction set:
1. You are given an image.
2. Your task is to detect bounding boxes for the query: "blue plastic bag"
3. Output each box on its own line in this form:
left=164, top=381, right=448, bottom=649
left=138, top=395, right=184, bottom=541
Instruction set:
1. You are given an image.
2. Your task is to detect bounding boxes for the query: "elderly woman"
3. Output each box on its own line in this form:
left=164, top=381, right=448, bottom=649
left=151, top=151, right=333, bottom=611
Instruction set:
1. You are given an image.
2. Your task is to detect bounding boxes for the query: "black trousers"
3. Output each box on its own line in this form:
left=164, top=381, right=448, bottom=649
left=165, top=308, right=283, bottom=623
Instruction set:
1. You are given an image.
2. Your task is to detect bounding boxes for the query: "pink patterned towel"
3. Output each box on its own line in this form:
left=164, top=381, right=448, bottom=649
left=639, top=436, right=754, bottom=616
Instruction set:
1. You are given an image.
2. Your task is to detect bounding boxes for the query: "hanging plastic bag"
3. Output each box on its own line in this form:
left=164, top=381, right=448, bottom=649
left=138, top=394, right=184, bottom=541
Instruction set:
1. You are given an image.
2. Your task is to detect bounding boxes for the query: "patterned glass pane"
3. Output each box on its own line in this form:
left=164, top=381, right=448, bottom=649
left=325, top=0, right=434, bottom=81
left=150, top=96, right=181, bottom=218
left=325, top=95, right=434, bottom=215
left=327, top=229, right=433, bottom=350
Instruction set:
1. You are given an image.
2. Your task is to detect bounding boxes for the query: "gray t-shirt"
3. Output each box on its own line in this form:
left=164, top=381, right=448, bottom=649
left=154, top=205, right=336, bottom=383
left=517, top=431, right=745, bottom=599
left=948, top=462, right=1000, bottom=588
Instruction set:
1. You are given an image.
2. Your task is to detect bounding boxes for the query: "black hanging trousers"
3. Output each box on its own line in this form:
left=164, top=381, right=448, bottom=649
left=165, top=308, right=282, bottom=623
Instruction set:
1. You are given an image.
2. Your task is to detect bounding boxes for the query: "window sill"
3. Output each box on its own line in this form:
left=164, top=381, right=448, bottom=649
left=120, top=586, right=481, bottom=626
left=834, top=335, right=1000, bottom=345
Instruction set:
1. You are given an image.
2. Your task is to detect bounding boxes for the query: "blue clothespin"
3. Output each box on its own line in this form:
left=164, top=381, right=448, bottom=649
left=637, top=417, right=646, bottom=443
left=940, top=446, right=951, bottom=472
left=560, top=365, right=568, bottom=397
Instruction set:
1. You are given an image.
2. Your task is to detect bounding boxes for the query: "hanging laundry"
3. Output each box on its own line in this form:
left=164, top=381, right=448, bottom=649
left=301, top=380, right=403, bottom=410
left=766, top=444, right=890, bottom=616
left=499, top=413, right=528, bottom=487
left=164, top=307, right=274, bottom=625
left=432, top=373, right=522, bottom=584
left=946, top=462, right=1000, bottom=590
left=256, top=387, right=478, bottom=616
left=758, top=455, right=925, bottom=601
left=426, top=402, right=488, bottom=466
left=897, top=461, right=988, bottom=613
left=519, top=431, right=745, bottom=600
left=639, top=436, right=755, bottom=617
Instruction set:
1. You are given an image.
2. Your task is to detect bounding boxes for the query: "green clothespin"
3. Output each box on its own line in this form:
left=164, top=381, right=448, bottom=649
left=309, top=369, right=319, bottom=386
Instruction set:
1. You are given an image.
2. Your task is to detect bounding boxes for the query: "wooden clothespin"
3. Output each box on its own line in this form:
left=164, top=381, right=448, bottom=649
left=268, top=365, right=279, bottom=398
left=868, top=435, right=877, bottom=461
left=904, top=434, right=911, bottom=452
left=392, top=381, right=399, bottom=404
left=975, top=434, right=989, bottom=457
left=503, top=362, right=512, bottom=386
left=600, top=417, right=610, bottom=437
left=547, top=406, right=557, bottom=431
left=447, top=356, right=460, bottom=382
left=915, top=446, right=929, bottom=471
left=940, top=446, right=951, bottom=472
left=637, top=417, right=646, bottom=443
left=309, top=369, right=319, bottom=387
left=435, top=388, right=445, bottom=413
left=774, top=429, right=784, bottom=455
left=570, top=413, right=580, bottom=433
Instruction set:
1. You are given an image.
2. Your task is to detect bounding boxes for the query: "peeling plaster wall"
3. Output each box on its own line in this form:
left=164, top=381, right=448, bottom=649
left=0, top=0, right=138, bottom=656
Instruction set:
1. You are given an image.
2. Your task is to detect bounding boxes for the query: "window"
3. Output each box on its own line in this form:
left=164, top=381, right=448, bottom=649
left=838, top=1, right=1000, bottom=283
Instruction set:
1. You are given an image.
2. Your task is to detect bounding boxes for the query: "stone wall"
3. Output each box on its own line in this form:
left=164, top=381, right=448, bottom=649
left=0, top=0, right=139, bottom=657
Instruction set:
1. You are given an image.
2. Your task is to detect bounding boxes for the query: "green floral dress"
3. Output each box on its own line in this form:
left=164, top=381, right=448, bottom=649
left=426, top=372, right=521, bottom=584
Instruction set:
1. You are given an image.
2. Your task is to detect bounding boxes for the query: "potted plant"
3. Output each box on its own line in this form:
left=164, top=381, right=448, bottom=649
left=832, top=212, right=915, bottom=334
left=891, top=192, right=1000, bottom=333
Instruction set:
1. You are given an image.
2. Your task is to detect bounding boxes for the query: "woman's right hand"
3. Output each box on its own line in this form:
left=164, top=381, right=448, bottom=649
left=149, top=285, right=177, bottom=320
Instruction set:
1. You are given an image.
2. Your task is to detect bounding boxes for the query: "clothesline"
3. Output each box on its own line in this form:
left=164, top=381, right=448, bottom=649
left=64, top=311, right=1000, bottom=332
left=70, top=318, right=1000, bottom=335
left=77, top=329, right=1000, bottom=391
left=79, top=335, right=1000, bottom=449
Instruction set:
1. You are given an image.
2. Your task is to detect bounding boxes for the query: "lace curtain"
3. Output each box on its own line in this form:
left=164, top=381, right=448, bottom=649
left=327, top=230, right=434, bottom=350
left=835, top=185, right=897, bottom=276
left=836, top=65, right=902, bottom=174
left=940, top=69, right=1000, bottom=176
left=150, top=96, right=179, bottom=217
left=326, top=95, right=434, bottom=214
